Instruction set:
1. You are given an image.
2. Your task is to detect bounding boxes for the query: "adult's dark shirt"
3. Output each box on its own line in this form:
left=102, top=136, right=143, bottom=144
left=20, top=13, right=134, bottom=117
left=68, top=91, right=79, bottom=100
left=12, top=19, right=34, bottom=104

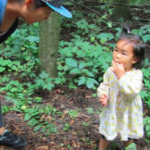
left=0, top=19, right=18, bottom=44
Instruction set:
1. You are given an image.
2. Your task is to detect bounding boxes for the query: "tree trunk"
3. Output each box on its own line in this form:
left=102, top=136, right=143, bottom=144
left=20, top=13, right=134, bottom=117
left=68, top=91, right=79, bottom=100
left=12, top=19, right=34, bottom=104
left=111, top=0, right=132, bottom=21
left=39, top=12, right=61, bottom=78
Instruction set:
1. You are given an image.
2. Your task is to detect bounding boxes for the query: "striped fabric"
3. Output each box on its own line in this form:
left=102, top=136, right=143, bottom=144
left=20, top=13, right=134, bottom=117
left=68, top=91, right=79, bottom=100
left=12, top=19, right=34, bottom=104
left=0, top=0, right=8, bottom=27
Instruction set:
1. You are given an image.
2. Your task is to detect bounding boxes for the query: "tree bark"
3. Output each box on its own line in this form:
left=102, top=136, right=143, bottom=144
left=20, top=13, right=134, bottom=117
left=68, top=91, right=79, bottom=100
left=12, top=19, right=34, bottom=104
left=39, top=12, right=61, bottom=78
left=111, top=0, right=132, bottom=21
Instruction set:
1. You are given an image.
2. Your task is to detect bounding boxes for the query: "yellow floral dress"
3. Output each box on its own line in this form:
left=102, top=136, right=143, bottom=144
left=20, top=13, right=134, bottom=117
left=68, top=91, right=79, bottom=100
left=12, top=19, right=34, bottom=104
left=97, top=67, right=144, bottom=141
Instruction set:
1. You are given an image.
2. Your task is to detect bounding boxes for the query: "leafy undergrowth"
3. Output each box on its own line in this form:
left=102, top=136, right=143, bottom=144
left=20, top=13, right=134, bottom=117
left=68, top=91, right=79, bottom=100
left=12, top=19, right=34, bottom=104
left=1, top=87, right=150, bottom=150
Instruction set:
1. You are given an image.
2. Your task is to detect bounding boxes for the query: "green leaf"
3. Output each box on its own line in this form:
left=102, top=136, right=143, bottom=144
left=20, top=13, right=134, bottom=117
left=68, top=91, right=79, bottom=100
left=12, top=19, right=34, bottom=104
left=10, top=88, right=18, bottom=92
left=9, top=80, right=20, bottom=86
left=79, top=62, right=86, bottom=69
left=140, top=91, right=149, bottom=99
left=48, top=127, right=57, bottom=133
left=78, top=76, right=86, bottom=86
left=70, top=68, right=81, bottom=74
left=146, top=125, right=150, bottom=132
left=44, top=84, right=54, bottom=91
left=39, top=71, right=49, bottom=79
left=0, top=67, right=5, bottom=72
left=65, top=58, right=77, bottom=68
left=34, top=124, right=42, bottom=132
left=142, top=34, right=150, bottom=42
left=26, top=35, right=39, bottom=42
left=107, top=22, right=112, bottom=28
left=87, top=72, right=94, bottom=77
left=125, top=143, right=137, bottom=150
left=1, top=76, right=9, bottom=82
left=87, top=107, right=94, bottom=114
left=68, top=110, right=78, bottom=118
left=86, top=78, right=98, bottom=88
left=27, top=118, right=36, bottom=126
left=76, top=19, right=88, bottom=29
left=24, top=114, right=31, bottom=121
left=97, top=33, right=114, bottom=44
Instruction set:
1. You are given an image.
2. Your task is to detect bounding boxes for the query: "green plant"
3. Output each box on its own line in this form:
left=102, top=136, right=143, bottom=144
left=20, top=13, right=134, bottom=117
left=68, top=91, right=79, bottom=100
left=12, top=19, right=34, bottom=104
left=87, top=107, right=94, bottom=114
left=82, top=122, right=89, bottom=127
left=34, top=97, right=42, bottom=103
left=58, top=40, right=112, bottom=89
left=63, top=123, right=71, bottom=131
left=124, top=143, right=137, bottom=150
left=144, top=117, right=150, bottom=138
left=67, top=110, right=78, bottom=118
left=24, top=105, right=60, bottom=133
left=141, top=59, right=150, bottom=107
left=2, top=105, right=10, bottom=114
left=34, top=71, right=54, bottom=91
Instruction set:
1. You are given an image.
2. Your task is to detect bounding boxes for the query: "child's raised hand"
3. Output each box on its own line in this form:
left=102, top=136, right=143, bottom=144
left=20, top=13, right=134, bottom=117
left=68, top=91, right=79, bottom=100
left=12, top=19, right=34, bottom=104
left=100, top=94, right=108, bottom=106
left=111, top=61, right=125, bottom=79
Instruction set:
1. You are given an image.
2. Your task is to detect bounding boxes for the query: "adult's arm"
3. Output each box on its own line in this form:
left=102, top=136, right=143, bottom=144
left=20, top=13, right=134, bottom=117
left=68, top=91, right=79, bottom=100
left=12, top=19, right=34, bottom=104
left=0, top=0, right=8, bottom=27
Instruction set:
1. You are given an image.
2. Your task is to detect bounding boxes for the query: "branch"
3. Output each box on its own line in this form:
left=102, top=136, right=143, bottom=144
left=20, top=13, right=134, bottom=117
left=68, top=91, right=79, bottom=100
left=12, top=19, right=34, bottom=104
left=70, top=0, right=150, bottom=25
left=133, top=18, right=150, bottom=22
left=146, top=44, right=150, bottom=50
left=82, top=0, right=150, bottom=8
left=70, top=0, right=108, bottom=21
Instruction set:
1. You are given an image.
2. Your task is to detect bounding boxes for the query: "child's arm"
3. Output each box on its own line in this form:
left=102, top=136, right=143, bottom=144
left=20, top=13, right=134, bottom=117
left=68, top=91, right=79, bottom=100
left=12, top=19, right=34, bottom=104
left=111, top=61, right=143, bottom=97
left=117, top=70, right=143, bottom=97
left=97, top=68, right=110, bottom=106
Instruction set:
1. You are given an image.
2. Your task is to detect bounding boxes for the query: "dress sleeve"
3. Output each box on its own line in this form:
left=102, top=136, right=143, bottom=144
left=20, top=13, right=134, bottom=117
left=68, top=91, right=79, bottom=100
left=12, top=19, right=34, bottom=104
left=117, top=70, right=143, bottom=97
left=97, top=68, right=110, bottom=98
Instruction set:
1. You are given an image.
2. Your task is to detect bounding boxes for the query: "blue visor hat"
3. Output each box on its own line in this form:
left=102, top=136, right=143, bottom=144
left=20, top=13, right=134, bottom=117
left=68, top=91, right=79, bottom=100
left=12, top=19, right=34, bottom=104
left=41, top=0, right=72, bottom=18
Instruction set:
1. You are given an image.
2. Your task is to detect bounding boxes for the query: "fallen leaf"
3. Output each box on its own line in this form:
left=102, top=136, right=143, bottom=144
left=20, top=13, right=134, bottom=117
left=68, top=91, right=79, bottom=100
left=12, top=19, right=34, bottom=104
left=70, top=119, right=74, bottom=125
left=35, top=146, right=48, bottom=150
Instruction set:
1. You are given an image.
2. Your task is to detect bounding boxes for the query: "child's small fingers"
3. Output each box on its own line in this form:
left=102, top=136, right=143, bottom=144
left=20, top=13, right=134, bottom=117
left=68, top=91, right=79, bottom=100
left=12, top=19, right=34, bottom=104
left=101, top=95, right=105, bottom=99
left=102, top=102, right=107, bottom=106
left=103, top=94, right=107, bottom=98
left=101, top=100, right=107, bottom=105
left=100, top=99, right=107, bottom=102
left=101, top=98, right=107, bottom=102
left=101, top=94, right=107, bottom=98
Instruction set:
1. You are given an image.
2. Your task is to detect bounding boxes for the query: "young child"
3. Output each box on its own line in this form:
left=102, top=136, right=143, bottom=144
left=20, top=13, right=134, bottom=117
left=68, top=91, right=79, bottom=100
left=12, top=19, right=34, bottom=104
left=0, top=0, right=72, bottom=149
left=97, top=26, right=145, bottom=150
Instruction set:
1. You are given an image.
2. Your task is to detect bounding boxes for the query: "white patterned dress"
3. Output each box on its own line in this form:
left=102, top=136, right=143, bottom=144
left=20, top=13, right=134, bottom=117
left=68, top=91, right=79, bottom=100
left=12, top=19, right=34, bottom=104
left=97, top=67, right=144, bottom=141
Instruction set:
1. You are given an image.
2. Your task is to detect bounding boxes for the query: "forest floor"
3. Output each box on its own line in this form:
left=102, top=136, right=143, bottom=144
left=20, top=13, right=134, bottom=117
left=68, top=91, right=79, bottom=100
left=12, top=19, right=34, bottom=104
left=1, top=86, right=150, bottom=150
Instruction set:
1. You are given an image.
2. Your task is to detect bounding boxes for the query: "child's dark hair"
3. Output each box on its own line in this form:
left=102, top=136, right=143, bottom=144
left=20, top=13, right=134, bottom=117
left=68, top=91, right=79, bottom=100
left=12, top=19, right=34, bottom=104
left=15, top=0, right=63, bottom=8
left=118, top=24, right=145, bottom=69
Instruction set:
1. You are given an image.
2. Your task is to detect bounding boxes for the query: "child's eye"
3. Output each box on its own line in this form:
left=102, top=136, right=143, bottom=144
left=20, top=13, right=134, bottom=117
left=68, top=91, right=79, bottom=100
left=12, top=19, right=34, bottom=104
left=122, top=53, right=127, bottom=56
left=114, top=49, right=118, bottom=52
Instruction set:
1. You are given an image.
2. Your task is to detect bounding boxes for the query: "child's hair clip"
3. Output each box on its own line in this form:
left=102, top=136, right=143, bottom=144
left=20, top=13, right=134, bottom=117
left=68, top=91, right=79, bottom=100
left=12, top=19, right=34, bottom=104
left=127, top=30, right=130, bottom=33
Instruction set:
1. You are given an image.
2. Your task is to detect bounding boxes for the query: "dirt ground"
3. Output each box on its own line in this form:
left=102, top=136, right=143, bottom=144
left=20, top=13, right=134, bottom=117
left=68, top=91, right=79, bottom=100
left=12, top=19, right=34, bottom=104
left=0, top=87, right=150, bottom=150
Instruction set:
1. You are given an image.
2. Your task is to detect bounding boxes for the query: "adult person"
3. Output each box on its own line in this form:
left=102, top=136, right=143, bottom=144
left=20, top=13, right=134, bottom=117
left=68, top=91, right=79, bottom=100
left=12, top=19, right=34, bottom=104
left=0, top=0, right=72, bottom=149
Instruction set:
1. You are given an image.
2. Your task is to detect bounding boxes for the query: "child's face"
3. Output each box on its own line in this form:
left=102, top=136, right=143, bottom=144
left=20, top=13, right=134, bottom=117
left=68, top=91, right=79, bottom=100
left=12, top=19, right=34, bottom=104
left=113, top=39, right=138, bottom=71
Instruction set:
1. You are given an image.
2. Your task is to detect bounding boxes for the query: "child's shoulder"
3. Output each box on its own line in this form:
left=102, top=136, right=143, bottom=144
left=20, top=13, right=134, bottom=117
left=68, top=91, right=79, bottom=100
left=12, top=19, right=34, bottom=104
left=129, top=68, right=143, bottom=78
left=132, top=68, right=143, bottom=74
